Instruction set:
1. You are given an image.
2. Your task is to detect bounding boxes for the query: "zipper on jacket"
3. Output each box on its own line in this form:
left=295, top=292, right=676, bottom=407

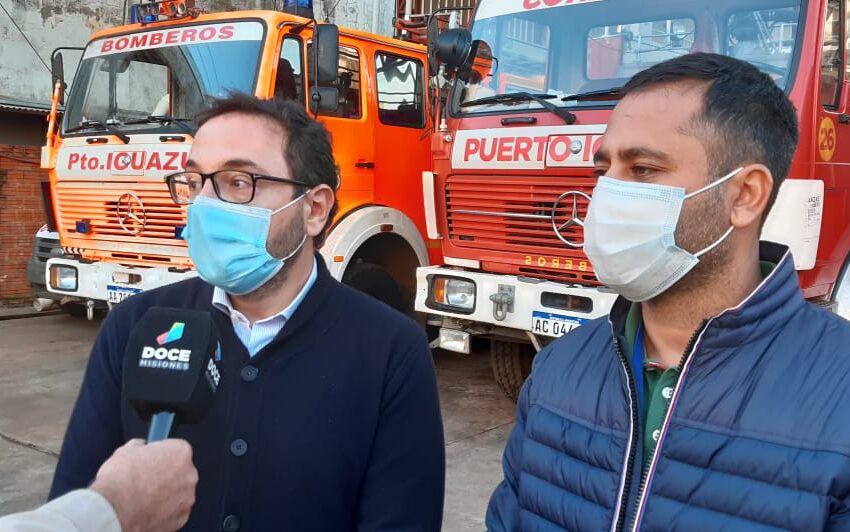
left=627, top=319, right=709, bottom=531
left=611, top=335, right=639, bottom=532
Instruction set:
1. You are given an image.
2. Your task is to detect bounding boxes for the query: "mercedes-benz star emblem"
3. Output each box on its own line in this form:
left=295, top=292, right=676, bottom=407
left=570, top=140, right=584, bottom=154
left=116, top=192, right=147, bottom=235
left=551, top=190, right=591, bottom=248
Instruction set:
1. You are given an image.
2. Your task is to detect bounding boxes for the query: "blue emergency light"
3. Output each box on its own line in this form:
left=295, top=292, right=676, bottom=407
left=281, top=0, right=313, bottom=18
left=75, top=219, right=92, bottom=234
left=129, top=0, right=193, bottom=24
left=129, top=3, right=158, bottom=23
left=129, top=4, right=141, bottom=22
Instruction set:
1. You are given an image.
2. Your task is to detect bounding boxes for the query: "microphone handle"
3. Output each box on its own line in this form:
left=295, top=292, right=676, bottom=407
left=147, top=411, right=176, bottom=442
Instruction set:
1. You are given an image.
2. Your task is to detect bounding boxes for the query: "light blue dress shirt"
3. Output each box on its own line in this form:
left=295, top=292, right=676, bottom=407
left=212, top=257, right=318, bottom=357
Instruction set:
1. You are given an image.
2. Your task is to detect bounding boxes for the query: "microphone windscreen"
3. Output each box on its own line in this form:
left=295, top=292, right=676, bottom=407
left=123, top=306, right=221, bottom=424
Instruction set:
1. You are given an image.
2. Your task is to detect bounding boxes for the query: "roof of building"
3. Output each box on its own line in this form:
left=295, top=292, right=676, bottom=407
left=0, top=97, right=55, bottom=115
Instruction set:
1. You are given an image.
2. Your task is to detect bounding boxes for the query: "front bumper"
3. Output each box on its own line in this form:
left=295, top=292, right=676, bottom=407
left=415, top=266, right=617, bottom=336
left=45, top=257, right=196, bottom=302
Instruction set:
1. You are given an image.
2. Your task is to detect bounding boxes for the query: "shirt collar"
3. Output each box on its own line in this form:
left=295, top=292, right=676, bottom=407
left=212, top=256, right=318, bottom=325
left=620, top=255, right=781, bottom=367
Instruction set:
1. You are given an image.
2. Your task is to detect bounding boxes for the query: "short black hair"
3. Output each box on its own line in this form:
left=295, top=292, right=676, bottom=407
left=195, top=93, right=338, bottom=248
left=623, top=52, right=799, bottom=218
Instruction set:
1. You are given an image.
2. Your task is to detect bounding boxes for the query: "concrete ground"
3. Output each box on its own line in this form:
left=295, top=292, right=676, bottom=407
left=0, top=312, right=515, bottom=531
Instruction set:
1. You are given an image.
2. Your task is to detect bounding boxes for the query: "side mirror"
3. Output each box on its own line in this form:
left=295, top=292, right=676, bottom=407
left=310, top=86, right=340, bottom=114
left=314, top=24, right=339, bottom=85
left=435, top=28, right=472, bottom=70
left=51, top=52, right=65, bottom=105
left=458, top=39, right=496, bottom=83
left=115, top=57, right=132, bottom=74
left=426, top=13, right=441, bottom=74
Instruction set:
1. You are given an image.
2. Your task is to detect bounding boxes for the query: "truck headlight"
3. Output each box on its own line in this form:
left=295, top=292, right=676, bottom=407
left=49, top=265, right=78, bottom=291
left=428, top=276, right=475, bottom=313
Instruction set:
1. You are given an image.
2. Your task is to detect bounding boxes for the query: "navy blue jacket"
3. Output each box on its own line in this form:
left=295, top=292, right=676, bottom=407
left=488, top=242, right=850, bottom=531
left=50, top=257, right=445, bottom=531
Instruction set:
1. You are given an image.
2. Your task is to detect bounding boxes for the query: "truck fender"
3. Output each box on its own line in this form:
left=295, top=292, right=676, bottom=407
left=320, top=205, right=430, bottom=280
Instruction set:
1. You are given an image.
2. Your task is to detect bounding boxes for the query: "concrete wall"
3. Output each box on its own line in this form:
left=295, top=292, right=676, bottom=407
left=0, top=0, right=396, bottom=107
left=0, top=0, right=115, bottom=108
left=315, top=0, right=396, bottom=35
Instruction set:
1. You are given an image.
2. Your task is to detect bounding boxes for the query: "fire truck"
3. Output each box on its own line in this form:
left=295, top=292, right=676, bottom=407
left=417, top=0, right=841, bottom=400
left=41, top=0, right=441, bottom=319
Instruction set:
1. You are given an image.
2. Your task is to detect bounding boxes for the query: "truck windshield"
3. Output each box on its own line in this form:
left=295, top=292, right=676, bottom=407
left=63, top=21, right=264, bottom=133
left=455, top=0, right=804, bottom=114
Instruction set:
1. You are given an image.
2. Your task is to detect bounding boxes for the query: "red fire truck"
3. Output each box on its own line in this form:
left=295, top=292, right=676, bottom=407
left=417, top=0, right=841, bottom=400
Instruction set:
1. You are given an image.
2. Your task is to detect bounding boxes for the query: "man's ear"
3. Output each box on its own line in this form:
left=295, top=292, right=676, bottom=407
left=304, top=185, right=336, bottom=239
left=729, top=164, right=773, bottom=229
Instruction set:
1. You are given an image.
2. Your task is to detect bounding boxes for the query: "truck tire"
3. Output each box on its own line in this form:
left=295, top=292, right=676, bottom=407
left=491, top=340, right=535, bottom=402
left=60, top=302, right=107, bottom=319
left=343, top=262, right=405, bottom=313
left=60, top=303, right=89, bottom=318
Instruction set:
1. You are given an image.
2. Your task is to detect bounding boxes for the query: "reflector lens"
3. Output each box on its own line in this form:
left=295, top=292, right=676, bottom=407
left=49, top=265, right=78, bottom=291
left=429, top=276, right=475, bottom=311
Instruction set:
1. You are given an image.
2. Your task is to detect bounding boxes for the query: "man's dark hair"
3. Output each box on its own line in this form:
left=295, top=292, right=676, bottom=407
left=623, top=52, right=799, bottom=219
left=195, top=93, right=338, bottom=248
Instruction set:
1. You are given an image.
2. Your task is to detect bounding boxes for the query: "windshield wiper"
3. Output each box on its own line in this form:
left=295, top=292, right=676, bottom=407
left=461, top=92, right=576, bottom=124
left=561, top=87, right=624, bottom=102
left=123, top=116, right=195, bottom=134
left=64, top=120, right=130, bottom=144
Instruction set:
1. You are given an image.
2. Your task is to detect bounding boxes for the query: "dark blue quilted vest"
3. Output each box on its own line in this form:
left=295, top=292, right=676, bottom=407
left=488, top=242, right=850, bottom=531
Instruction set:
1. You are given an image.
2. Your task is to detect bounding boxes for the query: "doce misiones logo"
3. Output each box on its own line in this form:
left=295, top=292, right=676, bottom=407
left=139, top=322, right=191, bottom=371
left=205, top=343, right=222, bottom=388
left=157, top=322, right=185, bottom=345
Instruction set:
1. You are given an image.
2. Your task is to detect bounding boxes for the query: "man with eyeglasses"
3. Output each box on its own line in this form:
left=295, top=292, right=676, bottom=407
left=48, top=93, right=445, bottom=531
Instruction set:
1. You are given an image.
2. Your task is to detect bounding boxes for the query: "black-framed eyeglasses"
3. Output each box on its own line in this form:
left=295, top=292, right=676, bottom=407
left=164, top=170, right=310, bottom=205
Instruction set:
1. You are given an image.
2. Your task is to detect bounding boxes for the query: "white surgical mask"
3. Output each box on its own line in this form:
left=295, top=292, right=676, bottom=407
left=583, top=167, right=741, bottom=302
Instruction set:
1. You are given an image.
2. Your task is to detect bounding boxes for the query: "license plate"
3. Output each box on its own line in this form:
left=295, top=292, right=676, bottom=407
left=107, top=284, right=142, bottom=304
left=531, top=311, right=588, bottom=338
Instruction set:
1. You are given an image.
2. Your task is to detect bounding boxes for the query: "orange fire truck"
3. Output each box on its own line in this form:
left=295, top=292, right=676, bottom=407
left=418, top=0, right=842, bottom=399
left=41, top=1, right=441, bottom=319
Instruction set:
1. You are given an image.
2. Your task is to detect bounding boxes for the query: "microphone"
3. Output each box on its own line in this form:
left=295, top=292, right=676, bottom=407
left=122, top=307, right=221, bottom=442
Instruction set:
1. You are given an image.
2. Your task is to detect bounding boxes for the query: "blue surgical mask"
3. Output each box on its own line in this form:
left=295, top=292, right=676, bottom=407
left=183, top=193, right=307, bottom=295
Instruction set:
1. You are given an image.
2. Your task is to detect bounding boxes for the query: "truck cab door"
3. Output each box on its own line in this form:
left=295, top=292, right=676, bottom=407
left=813, top=0, right=850, bottom=290
left=370, top=50, right=435, bottom=262
left=309, top=41, right=375, bottom=212
left=819, top=0, right=844, bottom=162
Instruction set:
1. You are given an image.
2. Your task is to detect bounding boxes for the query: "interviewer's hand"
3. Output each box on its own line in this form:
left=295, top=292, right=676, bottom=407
left=90, top=438, right=198, bottom=532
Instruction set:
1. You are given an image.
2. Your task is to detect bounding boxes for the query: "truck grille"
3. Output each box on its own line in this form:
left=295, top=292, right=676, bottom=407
left=33, top=236, right=60, bottom=263
left=445, top=174, right=599, bottom=284
left=54, top=181, right=187, bottom=266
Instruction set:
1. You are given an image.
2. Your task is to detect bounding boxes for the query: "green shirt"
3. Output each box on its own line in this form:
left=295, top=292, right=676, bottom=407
left=623, top=303, right=676, bottom=472
left=622, top=261, right=776, bottom=472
